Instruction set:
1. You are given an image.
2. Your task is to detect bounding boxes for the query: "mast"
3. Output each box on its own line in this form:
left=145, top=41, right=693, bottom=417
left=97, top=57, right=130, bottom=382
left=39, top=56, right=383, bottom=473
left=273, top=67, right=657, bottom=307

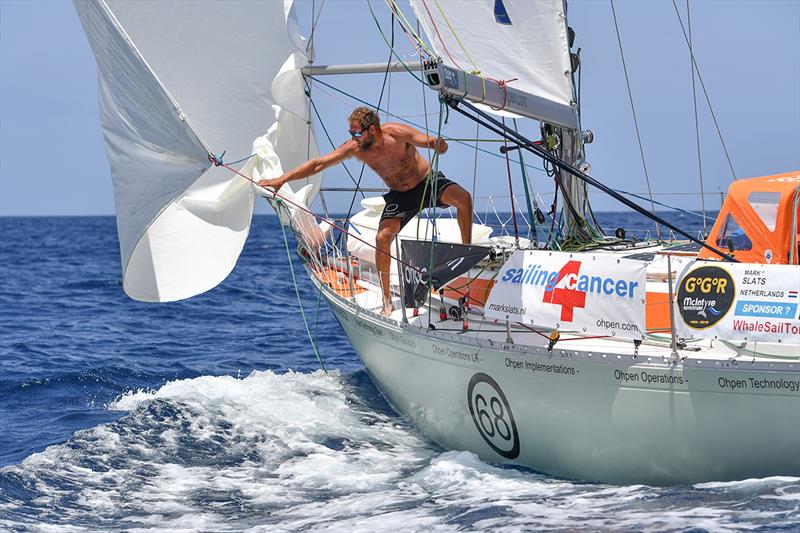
left=554, top=1, right=595, bottom=241
left=408, top=0, right=598, bottom=243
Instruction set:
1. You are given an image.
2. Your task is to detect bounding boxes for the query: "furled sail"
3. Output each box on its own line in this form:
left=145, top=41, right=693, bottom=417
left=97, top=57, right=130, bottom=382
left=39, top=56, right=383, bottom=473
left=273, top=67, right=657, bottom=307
left=75, top=0, right=319, bottom=302
left=409, top=0, right=577, bottom=127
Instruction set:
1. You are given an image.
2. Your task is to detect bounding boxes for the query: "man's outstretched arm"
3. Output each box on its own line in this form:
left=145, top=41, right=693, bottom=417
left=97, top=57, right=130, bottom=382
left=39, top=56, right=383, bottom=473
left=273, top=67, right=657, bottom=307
left=258, top=141, right=356, bottom=189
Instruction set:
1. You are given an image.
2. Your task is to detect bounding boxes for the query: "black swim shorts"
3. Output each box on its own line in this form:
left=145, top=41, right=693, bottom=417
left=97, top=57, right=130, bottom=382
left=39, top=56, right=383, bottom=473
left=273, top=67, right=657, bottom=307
left=380, top=171, right=457, bottom=229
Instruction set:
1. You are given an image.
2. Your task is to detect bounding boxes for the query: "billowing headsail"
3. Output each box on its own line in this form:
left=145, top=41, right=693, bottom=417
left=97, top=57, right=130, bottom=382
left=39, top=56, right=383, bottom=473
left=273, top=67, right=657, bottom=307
left=75, top=0, right=320, bottom=302
left=409, top=0, right=577, bottom=127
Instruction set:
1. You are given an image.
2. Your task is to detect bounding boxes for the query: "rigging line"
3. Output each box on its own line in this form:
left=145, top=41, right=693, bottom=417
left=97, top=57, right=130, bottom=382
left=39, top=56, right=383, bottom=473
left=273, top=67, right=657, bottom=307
left=446, top=96, right=738, bottom=262
left=304, top=0, right=318, bottom=191
left=617, top=191, right=722, bottom=196
left=422, top=105, right=445, bottom=328
left=313, top=281, right=323, bottom=351
left=305, top=85, right=365, bottom=198
left=386, top=0, right=422, bottom=52
left=420, top=0, right=463, bottom=70
left=311, top=82, right=437, bottom=119
left=431, top=0, right=481, bottom=73
left=387, top=0, right=434, bottom=56
left=308, top=76, right=546, bottom=173
left=545, top=182, right=560, bottom=249
left=471, top=122, right=479, bottom=206
left=389, top=0, right=427, bottom=51
left=501, top=117, right=520, bottom=247
left=277, top=202, right=327, bottom=373
left=367, top=0, right=426, bottom=84
left=512, top=118, right=538, bottom=243
left=342, top=10, right=397, bottom=226
left=670, top=0, right=737, bottom=181
left=448, top=138, right=507, bottom=142
left=688, top=0, right=706, bottom=237
left=417, top=20, right=434, bottom=245
left=610, top=0, right=661, bottom=240
left=302, top=0, right=328, bottom=226
left=208, top=152, right=255, bottom=168
left=305, top=0, right=327, bottom=55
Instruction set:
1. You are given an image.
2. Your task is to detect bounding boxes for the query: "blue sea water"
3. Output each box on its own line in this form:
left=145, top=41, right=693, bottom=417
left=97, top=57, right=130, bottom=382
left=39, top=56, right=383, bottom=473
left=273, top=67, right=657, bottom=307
left=1, top=213, right=798, bottom=531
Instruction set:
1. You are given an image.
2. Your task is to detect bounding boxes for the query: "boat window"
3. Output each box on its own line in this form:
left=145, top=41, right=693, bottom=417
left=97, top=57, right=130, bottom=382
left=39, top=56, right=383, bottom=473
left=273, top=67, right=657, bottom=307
left=715, top=213, right=753, bottom=251
left=748, top=191, right=781, bottom=231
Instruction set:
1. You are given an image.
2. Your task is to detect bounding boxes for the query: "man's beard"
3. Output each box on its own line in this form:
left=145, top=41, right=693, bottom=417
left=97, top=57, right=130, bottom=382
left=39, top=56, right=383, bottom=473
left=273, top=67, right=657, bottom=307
left=359, top=135, right=375, bottom=150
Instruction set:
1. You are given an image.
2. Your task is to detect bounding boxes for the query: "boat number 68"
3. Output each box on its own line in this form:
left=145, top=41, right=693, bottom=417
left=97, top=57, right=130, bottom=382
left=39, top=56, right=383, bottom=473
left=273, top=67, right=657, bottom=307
left=467, top=373, right=520, bottom=459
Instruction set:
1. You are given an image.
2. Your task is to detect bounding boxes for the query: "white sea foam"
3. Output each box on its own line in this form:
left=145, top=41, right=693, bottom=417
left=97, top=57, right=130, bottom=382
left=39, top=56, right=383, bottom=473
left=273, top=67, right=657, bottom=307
left=2, top=370, right=798, bottom=532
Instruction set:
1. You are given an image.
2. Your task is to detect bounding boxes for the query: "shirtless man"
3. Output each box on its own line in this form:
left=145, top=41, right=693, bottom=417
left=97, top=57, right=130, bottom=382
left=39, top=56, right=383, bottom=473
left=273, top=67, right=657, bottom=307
left=258, top=106, right=473, bottom=316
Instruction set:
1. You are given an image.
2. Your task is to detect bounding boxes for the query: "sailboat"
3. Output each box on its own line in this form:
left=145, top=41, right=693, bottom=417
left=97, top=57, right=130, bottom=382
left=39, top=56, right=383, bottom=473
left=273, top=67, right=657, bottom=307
left=74, top=0, right=799, bottom=485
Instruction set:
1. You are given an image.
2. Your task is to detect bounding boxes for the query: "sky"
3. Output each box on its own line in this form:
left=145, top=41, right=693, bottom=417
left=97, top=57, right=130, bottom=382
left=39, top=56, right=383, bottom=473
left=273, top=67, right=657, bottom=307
left=0, top=0, right=798, bottom=217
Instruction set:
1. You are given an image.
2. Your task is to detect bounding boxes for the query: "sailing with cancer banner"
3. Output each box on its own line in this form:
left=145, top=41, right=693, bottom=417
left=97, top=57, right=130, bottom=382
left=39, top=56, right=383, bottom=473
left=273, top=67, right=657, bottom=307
left=484, top=251, right=647, bottom=339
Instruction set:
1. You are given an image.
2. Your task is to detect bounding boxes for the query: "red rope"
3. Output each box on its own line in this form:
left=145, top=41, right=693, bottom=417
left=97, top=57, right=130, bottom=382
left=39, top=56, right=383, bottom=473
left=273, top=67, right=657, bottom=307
left=421, top=0, right=463, bottom=71
left=486, top=77, right=518, bottom=111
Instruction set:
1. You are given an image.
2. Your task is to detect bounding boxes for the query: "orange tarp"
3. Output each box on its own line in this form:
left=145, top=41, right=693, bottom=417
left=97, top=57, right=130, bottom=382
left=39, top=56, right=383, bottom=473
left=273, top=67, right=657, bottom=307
left=699, top=171, right=799, bottom=264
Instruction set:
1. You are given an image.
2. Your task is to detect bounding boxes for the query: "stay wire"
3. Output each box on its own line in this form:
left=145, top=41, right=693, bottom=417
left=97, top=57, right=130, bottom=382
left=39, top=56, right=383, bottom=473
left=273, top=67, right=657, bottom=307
left=512, top=118, right=537, bottom=243
left=305, top=83, right=365, bottom=198
left=670, top=0, right=737, bottom=181
left=610, top=0, right=661, bottom=239
left=501, top=117, right=520, bottom=247
left=686, top=0, right=707, bottom=236
left=471, top=122, right=479, bottom=204
left=341, top=11, right=396, bottom=228
left=387, top=0, right=434, bottom=57
left=367, top=0, right=426, bottom=84
left=416, top=18, right=435, bottom=245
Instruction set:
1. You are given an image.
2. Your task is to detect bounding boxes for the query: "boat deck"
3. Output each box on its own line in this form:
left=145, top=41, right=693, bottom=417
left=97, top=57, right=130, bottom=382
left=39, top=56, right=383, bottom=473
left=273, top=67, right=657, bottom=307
left=311, top=261, right=800, bottom=366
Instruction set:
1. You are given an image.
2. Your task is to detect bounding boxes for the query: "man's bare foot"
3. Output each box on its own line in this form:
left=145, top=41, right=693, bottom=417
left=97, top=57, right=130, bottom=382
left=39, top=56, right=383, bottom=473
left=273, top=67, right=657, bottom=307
left=380, top=301, right=394, bottom=317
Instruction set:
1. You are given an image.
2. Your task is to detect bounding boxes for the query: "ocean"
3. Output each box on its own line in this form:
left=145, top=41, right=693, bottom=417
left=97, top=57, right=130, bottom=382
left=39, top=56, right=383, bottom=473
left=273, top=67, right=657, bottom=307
left=1, top=213, right=798, bottom=532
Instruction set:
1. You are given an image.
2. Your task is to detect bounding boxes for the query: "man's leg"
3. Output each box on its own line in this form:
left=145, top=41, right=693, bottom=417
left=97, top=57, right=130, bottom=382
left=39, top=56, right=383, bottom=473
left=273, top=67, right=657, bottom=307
left=439, top=184, right=473, bottom=245
left=375, top=217, right=402, bottom=316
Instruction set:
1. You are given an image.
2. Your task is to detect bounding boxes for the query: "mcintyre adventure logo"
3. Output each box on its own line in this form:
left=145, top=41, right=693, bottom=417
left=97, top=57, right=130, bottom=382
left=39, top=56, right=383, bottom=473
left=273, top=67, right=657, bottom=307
left=678, top=265, right=735, bottom=329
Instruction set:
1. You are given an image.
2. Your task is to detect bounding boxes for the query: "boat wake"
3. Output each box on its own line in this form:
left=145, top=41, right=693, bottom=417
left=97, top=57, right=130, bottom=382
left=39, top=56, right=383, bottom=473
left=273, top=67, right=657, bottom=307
left=1, top=370, right=798, bottom=531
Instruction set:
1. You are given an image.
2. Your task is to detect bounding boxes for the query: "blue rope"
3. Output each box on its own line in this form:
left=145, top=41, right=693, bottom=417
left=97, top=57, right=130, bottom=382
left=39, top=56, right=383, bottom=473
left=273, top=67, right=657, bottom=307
left=209, top=151, right=255, bottom=167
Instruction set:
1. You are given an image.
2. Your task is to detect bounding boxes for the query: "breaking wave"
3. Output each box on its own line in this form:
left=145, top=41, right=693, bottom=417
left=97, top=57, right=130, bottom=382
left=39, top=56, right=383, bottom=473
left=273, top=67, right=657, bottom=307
left=2, top=370, right=798, bottom=532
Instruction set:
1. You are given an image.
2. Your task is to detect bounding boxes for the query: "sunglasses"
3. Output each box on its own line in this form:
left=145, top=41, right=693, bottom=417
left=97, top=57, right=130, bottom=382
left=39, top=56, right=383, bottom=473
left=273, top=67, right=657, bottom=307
left=349, top=126, right=371, bottom=138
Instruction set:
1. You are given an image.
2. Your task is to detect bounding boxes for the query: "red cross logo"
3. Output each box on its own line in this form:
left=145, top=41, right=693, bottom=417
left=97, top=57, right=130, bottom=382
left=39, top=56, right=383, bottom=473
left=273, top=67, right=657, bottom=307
left=542, top=260, right=586, bottom=322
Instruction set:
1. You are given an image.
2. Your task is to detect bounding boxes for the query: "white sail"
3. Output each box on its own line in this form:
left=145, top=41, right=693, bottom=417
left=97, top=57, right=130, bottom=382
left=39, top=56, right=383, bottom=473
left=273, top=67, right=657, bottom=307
left=75, top=0, right=319, bottom=302
left=409, top=0, right=576, bottom=124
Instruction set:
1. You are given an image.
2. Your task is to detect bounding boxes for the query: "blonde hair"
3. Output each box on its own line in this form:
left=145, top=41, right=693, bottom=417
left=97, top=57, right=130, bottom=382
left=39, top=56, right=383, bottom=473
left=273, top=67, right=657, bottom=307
left=348, top=107, right=380, bottom=129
